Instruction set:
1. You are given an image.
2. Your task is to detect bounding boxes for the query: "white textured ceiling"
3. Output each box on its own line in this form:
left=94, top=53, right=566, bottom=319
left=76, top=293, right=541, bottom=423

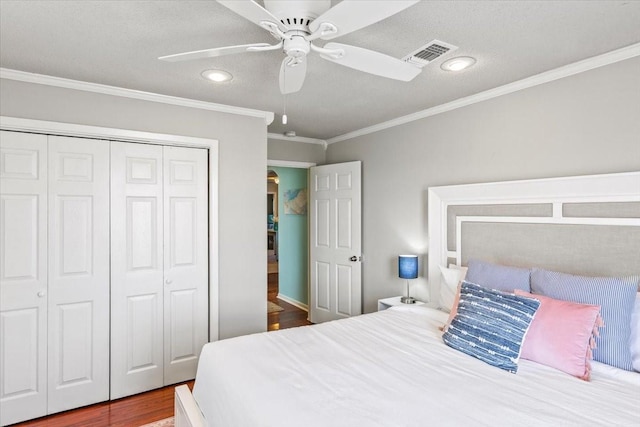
left=1, top=1, right=639, bottom=140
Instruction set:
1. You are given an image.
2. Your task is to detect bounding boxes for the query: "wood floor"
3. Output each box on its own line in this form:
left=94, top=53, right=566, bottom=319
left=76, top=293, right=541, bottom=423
left=268, top=272, right=313, bottom=331
left=14, top=273, right=310, bottom=427
left=13, top=381, right=194, bottom=427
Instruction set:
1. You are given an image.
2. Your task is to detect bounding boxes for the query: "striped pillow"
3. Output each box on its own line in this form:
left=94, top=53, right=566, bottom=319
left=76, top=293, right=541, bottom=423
left=632, top=293, right=640, bottom=371
left=531, top=269, right=637, bottom=371
left=466, top=259, right=531, bottom=292
left=442, top=281, right=540, bottom=373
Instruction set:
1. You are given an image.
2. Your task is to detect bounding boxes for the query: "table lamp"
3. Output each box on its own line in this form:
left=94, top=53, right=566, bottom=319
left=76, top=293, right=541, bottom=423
left=399, top=255, right=418, bottom=304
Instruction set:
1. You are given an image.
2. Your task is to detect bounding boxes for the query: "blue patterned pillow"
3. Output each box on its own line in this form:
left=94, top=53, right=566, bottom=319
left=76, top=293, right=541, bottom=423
left=531, top=268, right=637, bottom=371
left=443, top=281, right=540, bottom=373
left=466, top=259, right=530, bottom=292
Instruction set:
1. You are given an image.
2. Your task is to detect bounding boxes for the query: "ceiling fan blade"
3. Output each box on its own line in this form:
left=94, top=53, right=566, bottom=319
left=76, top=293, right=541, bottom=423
left=217, top=0, right=288, bottom=33
left=159, top=43, right=272, bottom=62
left=320, top=43, right=421, bottom=82
left=309, top=0, right=419, bottom=40
left=279, top=58, right=307, bottom=94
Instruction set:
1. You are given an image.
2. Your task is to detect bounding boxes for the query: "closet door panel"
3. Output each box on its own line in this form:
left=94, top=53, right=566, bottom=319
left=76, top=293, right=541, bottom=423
left=47, top=136, right=110, bottom=413
left=111, top=142, right=164, bottom=399
left=163, top=146, right=208, bottom=385
left=0, top=131, right=48, bottom=426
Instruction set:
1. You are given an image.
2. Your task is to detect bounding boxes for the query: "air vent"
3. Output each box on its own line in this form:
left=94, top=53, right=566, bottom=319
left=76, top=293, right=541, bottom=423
left=403, top=40, right=458, bottom=68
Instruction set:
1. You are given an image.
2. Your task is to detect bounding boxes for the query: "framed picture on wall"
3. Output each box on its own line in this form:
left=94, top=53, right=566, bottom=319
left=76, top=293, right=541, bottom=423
left=284, top=188, right=307, bottom=215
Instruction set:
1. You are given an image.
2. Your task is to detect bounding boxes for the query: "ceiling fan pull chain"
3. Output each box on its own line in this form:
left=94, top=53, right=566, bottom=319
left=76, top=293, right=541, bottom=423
left=282, top=67, right=288, bottom=125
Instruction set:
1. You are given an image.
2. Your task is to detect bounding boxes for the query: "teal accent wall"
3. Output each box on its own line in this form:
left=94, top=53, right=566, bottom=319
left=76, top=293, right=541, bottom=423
left=272, top=167, right=308, bottom=305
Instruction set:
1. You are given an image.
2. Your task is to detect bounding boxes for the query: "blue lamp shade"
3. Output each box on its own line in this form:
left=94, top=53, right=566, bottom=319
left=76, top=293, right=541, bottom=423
left=398, top=255, right=418, bottom=279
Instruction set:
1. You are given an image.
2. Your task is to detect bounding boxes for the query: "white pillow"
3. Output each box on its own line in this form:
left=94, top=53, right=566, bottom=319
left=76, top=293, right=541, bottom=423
left=631, top=293, right=640, bottom=372
left=438, top=264, right=468, bottom=312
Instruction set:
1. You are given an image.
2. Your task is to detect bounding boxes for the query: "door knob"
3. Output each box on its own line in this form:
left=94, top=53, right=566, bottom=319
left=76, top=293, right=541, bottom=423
left=37, top=290, right=47, bottom=297
left=165, top=279, right=173, bottom=285
left=349, top=256, right=358, bottom=262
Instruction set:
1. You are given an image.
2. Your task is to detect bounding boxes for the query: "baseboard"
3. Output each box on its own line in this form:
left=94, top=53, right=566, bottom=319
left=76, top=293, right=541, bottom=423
left=277, top=294, right=309, bottom=312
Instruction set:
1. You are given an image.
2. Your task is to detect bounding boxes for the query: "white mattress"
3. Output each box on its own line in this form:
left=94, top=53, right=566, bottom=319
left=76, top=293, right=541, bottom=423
left=192, top=306, right=640, bottom=426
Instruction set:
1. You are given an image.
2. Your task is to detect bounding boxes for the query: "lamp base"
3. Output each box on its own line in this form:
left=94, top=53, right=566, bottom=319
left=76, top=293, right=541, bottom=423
left=400, top=296, right=416, bottom=304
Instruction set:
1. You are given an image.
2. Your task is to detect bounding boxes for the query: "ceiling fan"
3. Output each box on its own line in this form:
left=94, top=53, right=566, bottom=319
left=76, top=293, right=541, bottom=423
left=159, top=0, right=422, bottom=94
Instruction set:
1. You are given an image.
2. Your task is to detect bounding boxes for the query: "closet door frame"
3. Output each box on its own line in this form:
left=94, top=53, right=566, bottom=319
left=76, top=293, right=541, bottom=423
left=0, top=116, right=220, bottom=342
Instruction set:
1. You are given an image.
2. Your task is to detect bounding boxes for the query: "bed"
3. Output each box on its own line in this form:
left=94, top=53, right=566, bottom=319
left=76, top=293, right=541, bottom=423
left=175, top=171, right=640, bottom=426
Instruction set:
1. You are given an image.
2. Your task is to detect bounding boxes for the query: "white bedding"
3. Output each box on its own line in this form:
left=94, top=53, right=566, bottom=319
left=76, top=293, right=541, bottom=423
left=192, top=306, right=640, bottom=426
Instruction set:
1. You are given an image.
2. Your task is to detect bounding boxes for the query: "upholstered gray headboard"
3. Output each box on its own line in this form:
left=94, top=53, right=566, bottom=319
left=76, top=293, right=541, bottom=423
left=427, top=172, right=640, bottom=301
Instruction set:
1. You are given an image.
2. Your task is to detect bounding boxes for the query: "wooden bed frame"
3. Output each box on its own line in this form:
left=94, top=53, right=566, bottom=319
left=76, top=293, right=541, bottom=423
left=175, top=171, right=640, bottom=427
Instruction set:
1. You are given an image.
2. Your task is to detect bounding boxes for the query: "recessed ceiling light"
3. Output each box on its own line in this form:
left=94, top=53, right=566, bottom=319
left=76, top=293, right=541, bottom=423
left=441, top=56, right=476, bottom=72
left=201, top=69, right=233, bottom=83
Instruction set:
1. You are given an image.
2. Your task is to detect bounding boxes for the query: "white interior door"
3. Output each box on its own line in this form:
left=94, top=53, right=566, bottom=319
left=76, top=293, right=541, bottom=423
left=309, top=161, right=362, bottom=323
left=0, top=131, right=48, bottom=425
left=47, top=136, right=110, bottom=413
left=110, top=142, right=164, bottom=399
left=163, top=146, right=208, bottom=385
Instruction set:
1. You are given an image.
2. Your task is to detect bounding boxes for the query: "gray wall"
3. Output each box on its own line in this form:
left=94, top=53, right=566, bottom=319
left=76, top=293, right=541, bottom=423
left=326, top=56, right=640, bottom=312
left=268, top=138, right=326, bottom=164
left=0, top=78, right=268, bottom=339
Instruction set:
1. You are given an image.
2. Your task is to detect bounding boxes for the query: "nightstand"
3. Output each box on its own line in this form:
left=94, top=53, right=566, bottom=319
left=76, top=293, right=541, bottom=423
left=377, top=296, right=425, bottom=311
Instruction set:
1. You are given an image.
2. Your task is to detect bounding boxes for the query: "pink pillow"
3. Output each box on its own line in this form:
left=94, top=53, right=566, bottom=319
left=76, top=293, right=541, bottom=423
left=515, top=290, right=603, bottom=381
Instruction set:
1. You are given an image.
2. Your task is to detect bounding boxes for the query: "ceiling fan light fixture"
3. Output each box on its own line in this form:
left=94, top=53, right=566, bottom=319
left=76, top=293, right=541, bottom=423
left=441, top=56, right=476, bottom=72
left=201, top=69, right=233, bottom=83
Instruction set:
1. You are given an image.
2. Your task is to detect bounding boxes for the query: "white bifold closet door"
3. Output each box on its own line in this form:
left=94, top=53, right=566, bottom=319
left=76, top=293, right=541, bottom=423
left=110, top=142, right=208, bottom=399
left=162, top=146, right=209, bottom=386
left=0, top=131, right=49, bottom=425
left=1, top=132, right=110, bottom=426
left=46, top=136, right=110, bottom=413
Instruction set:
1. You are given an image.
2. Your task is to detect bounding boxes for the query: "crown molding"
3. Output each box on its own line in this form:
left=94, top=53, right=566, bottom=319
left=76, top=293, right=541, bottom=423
left=0, top=68, right=275, bottom=125
left=267, top=132, right=327, bottom=148
left=267, top=160, right=316, bottom=168
left=327, top=42, right=640, bottom=145
left=0, top=116, right=221, bottom=148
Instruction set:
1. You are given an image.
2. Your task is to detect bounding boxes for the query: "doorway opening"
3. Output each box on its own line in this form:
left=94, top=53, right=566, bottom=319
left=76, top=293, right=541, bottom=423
left=266, top=164, right=313, bottom=330
left=267, top=170, right=279, bottom=276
